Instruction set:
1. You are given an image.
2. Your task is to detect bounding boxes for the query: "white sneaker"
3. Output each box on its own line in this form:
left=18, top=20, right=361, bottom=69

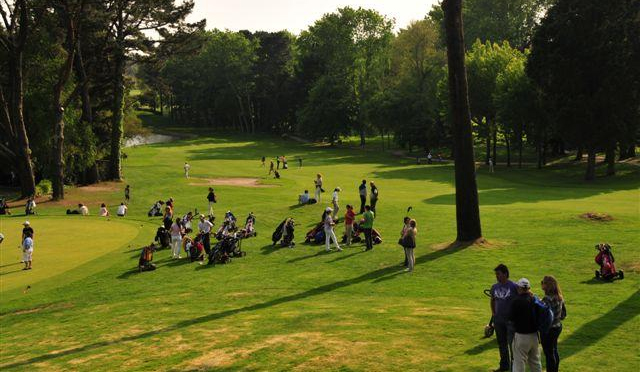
left=337, top=247, right=343, bottom=251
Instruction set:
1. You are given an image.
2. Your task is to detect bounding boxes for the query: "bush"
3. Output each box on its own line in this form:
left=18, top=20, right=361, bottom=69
left=36, top=179, right=52, bottom=196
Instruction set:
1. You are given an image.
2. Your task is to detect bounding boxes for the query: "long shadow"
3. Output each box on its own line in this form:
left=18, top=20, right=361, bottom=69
left=0, top=241, right=470, bottom=369
left=464, top=339, right=495, bottom=355
left=0, top=262, right=21, bottom=269
left=559, top=288, right=640, bottom=360
left=285, top=249, right=329, bottom=263
left=260, top=244, right=288, bottom=255
left=326, top=250, right=365, bottom=263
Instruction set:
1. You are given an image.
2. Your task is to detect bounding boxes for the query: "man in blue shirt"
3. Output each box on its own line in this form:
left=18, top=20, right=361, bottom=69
left=490, top=264, right=519, bottom=371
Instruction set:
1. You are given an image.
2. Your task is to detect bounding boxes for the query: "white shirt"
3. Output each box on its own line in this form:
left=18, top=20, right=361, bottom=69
left=332, top=191, right=339, bottom=202
left=184, top=163, right=191, bottom=171
left=117, top=204, right=127, bottom=215
left=198, top=219, right=213, bottom=234
left=80, top=205, right=89, bottom=215
left=99, top=207, right=109, bottom=217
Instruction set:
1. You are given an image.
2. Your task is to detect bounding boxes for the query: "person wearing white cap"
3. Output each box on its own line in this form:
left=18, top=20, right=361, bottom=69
left=22, top=221, right=34, bottom=241
left=323, top=207, right=342, bottom=252
left=509, top=278, right=542, bottom=372
left=331, top=187, right=341, bottom=219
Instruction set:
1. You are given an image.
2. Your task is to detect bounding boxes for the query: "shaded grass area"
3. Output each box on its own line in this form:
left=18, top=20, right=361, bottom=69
left=0, top=128, right=638, bottom=371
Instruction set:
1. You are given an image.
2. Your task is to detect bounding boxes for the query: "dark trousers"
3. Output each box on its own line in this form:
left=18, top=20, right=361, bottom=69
left=363, top=228, right=373, bottom=250
left=494, top=317, right=514, bottom=371
left=370, top=198, right=377, bottom=213
left=541, top=325, right=562, bottom=372
left=202, top=233, right=211, bottom=255
left=359, top=195, right=366, bottom=213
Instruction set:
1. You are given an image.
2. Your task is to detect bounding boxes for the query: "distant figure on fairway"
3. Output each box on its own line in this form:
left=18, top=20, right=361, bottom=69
left=22, top=232, right=33, bottom=270
left=490, top=264, right=519, bottom=372
left=276, top=156, right=280, bottom=170
left=282, top=156, right=288, bottom=169
left=331, top=187, right=341, bottom=219
left=261, top=156, right=266, bottom=167
left=369, top=182, right=379, bottom=213
left=124, top=185, right=130, bottom=203
left=269, top=161, right=275, bottom=175
left=358, top=180, right=367, bottom=214
left=299, top=190, right=310, bottom=205
left=344, top=205, right=356, bottom=245
left=427, top=152, right=433, bottom=164
left=25, top=196, right=36, bottom=215
left=0, top=198, right=10, bottom=215
left=99, top=203, right=110, bottom=217
left=489, top=157, right=495, bottom=173
left=184, top=162, right=191, bottom=178
left=117, top=202, right=128, bottom=217
left=400, top=217, right=411, bottom=266
left=540, top=276, right=565, bottom=372
left=207, top=187, right=217, bottom=216
left=361, top=205, right=375, bottom=251
left=314, top=174, right=323, bottom=202
left=298, top=157, right=303, bottom=168
left=401, top=219, right=417, bottom=272
left=509, top=278, right=542, bottom=372
left=67, top=203, right=89, bottom=215
left=323, top=207, right=342, bottom=252
left=274, top=170, right=281, bottom=179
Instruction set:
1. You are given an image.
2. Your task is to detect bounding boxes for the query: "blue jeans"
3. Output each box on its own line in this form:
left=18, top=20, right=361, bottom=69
left=494, top=317, right=514, bottom=371
left=541, top=325, right=562, bottom=372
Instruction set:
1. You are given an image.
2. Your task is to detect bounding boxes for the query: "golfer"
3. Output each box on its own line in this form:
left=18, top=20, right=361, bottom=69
left=361, top=205, right=375, bottom=251
left=369, top=181, right=379, bottom=213
left=324, top=207, right=342, bottom=252
left=198, top=214, right=214, bottom=255
left=22, top=233, right=34, bottom=270
left=331, top=187, right=341, bottom=219
left=184, top=162, right=191, bottom=178
left=314, top=174, right=323, bottom=202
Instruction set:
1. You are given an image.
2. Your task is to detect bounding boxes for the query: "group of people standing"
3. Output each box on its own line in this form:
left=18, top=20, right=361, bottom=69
left=490, top=264, right=565, bottom=372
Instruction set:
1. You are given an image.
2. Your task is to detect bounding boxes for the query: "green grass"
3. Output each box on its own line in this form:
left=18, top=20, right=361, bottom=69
left=0, top=130, right=638, bottom=371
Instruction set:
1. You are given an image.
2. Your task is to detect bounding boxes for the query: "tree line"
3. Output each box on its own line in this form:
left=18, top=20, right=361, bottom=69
left=1, top=0, right=638, bottom=201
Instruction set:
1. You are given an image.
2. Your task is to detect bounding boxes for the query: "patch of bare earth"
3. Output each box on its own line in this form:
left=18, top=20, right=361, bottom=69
left=2, top=302, right=73, bottom=317
left=580, top=212, right=613, bottom=222
left=189, top=177, right=275, bottom=188
left=622, top=261, right=640, bottom=273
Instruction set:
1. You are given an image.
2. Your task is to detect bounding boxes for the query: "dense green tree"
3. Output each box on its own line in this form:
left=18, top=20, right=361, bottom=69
left=528, top=0, right=640, bottom=179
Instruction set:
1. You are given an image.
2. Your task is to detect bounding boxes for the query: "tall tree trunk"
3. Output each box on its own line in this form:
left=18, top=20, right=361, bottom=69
left=606, top=146, right=616, bottom=176
left=505, top=133, right=511, bottom=167
left=574, top=146, right=583, bottom=161
left=359, top=128, right=366, bottom=148
left=585, top=147, right=596, bottom=180
left=492, top=127, right=497, bottom=164
left=51, top=5, right=77, bottom=200
left=109, top=48, right=126, bottom=180
left=159, top=92, right=164, bottom=116
left=442, top=0, right=482, bottom=242
left=518, top=132, right=523, bottom=168
left=485, top=126, right=491, bottom=164
left=536, top=140, right=542, bottom=169
left=9, top=54, right=36, bottom=197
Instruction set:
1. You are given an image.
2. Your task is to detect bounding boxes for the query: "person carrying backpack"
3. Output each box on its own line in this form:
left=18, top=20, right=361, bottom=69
left=508, top=278, right=542, bottom=372
left=540, top=276, right=566, bottom=372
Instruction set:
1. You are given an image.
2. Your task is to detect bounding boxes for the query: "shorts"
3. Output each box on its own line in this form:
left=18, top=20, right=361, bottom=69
left=23, top=249, right=33, bottom=262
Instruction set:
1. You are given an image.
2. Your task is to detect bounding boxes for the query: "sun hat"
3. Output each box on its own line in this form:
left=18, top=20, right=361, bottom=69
left=516, top=278, right=531, bottom=289
left=199, top=214, right=205, bottom=219
left=23, top=221, right=30, bottom=226
left=325, top=207, right=332, bottom=212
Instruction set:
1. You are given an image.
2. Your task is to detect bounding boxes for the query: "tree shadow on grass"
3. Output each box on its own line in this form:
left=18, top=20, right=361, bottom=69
left=326, top=250, right=365, bottom=263
left=559, top=288, right=640, bottom=360
left=260, top=243, right=290, bottom=255
left=0, top=240, right=472, bottom=369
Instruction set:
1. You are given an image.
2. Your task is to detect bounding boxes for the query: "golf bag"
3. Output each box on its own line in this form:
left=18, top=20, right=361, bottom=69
left=138, top=245, right=157, bottom=272
left=238, top=213, right=257, bottom=239
left=341, top=222, right=363, bottom=244
left=305, top=222, right=325, bottom=244
left=155, top=226, right=171, bottom=248
left=595, top=243, right=624, bottom=280
left=184, top=236, right=204, bottom=262
left=208, top=235, right=244, bottom=265
left=272, top=218, right=295, bottom=247
left=148, top=201, right=163, bottom=217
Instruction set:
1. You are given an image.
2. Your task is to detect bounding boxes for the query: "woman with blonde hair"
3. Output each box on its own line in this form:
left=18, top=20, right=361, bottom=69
left=540, top=275, right=566, bottom=372
left=401, top=219, right=417, bottom=272
left=314, top=173, right=323, bottom=202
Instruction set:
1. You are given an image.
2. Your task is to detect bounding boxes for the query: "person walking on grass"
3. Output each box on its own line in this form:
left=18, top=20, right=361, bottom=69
left=489, top=157, right=495, bottom=173
left=331, top=187, right=341, bottom=219
left=261, top=156, right=266, bottom=167
left=314, top=174, right=323, bottom=202
left=344, top=205, right=355, bottom=245
left=124, top=185, right=130, bottom=203
left=358, top=180, right=367, bottom=214
left=509, top=278, right=542, bottom=372
left=298, top=157, right=303, bottom=168
left=170, top=218, right=183, bottom=259
left=369, top=181, right=379, bottom=213
left=490, top=264, right=519, bottom=372
left=323, top=207, right=342, bottom=252
left=269, top=161, right=275, bottom=175
left=22, top=232, right=34, bottom=270
left=184, top=162, right=191, bottom=178
left=361, top=205, right=375, bottom=251
left=276, top=156, right=280, bottom=170
left=22, top=221, right=34, bottom=242
left=401, top=219, right=417, bottom=272
left=206, top=187, right=217, bottom=216
left=540, top=276, right=566, bottom=372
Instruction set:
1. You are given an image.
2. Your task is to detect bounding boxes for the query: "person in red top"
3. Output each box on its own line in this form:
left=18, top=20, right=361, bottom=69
left=344, top=205, right=356, bottom=246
